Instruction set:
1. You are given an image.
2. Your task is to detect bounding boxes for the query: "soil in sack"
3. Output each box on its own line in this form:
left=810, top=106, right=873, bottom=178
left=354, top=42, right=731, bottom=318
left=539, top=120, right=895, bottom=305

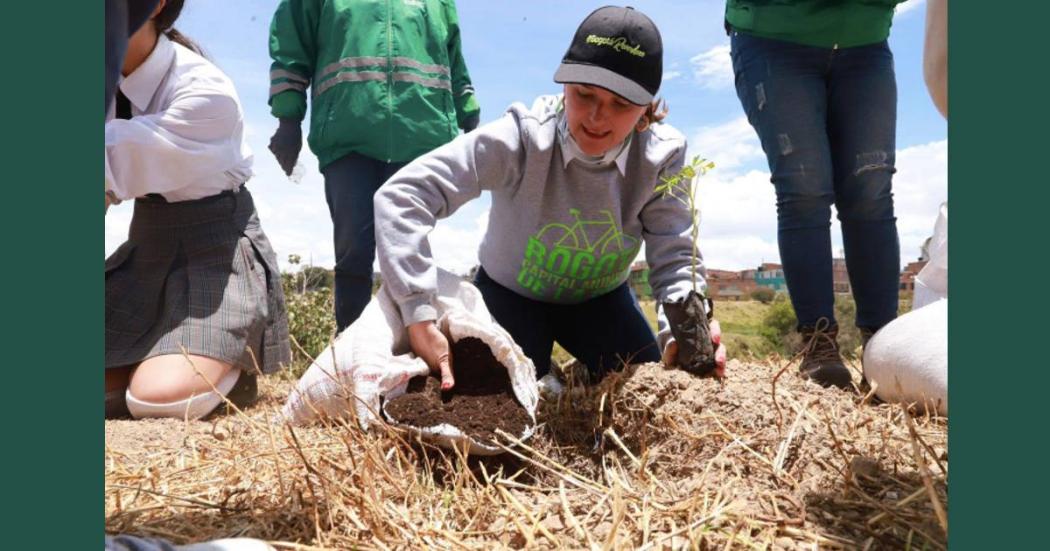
left=663, top=291, right=718, bottom=376
left=385, top=337, right=531, bottom=445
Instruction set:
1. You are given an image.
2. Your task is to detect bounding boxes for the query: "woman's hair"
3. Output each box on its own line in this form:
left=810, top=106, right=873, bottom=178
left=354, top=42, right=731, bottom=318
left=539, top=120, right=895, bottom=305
left=637, top=98, right=669, bottom=131
left=153, top=0, right=204, bottom=55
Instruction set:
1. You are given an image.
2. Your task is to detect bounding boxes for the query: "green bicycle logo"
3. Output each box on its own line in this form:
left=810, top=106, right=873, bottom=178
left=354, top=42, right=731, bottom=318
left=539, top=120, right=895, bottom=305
left=534, top=209, right=639, bottom=256
left=516, top=209, right=641, bottom=299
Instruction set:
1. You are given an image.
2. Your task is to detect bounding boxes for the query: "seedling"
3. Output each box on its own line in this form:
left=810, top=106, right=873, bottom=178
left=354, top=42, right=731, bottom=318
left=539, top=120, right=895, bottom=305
left=654, top=155, right=719, bottom=376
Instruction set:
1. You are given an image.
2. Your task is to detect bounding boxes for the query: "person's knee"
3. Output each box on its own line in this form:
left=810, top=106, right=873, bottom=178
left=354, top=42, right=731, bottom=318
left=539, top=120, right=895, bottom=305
left=838, top=173, right=896, bottom=223
left=127, top=356, right=235, bottom=404
left=776, top=190, right=834, bottom=230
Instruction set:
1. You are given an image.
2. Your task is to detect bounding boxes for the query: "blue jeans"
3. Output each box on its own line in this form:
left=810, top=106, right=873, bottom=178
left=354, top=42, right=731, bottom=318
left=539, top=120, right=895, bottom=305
left=730, top=32, right=901, bottom=332
left=474, top=268, right=660, bottom=379
left=323, top=152, right=407, bottom=331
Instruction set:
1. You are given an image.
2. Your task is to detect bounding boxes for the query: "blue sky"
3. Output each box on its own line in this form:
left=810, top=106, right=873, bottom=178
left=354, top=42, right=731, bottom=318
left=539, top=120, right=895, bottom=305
left=106, top=0, right=947, bottom=273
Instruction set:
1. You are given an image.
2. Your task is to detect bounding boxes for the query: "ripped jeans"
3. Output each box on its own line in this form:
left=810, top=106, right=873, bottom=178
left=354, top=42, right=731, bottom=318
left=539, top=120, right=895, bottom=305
left=730, top=31, right=900, bottom=332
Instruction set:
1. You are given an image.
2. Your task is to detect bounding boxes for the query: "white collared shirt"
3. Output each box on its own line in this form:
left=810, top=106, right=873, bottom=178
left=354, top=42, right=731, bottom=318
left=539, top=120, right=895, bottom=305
left=105, top=35, right=253, bottom=202
left=556, top=111, right=631, bottom=176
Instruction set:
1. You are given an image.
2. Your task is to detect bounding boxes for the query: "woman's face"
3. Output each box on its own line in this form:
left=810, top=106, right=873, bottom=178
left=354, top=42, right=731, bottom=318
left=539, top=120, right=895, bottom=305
left=563, top=84, right=647, bottom=156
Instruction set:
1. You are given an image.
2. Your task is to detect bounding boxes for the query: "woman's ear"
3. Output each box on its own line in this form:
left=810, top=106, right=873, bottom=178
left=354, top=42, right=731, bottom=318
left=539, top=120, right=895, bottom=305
left=150, top=0, right=167, bottom=19
left=635, top=116, right=650, bottom=133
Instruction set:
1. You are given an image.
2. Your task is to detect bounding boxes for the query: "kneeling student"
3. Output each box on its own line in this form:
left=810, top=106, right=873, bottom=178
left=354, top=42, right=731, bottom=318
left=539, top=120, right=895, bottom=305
left=105, top=0, right=290, bottom=419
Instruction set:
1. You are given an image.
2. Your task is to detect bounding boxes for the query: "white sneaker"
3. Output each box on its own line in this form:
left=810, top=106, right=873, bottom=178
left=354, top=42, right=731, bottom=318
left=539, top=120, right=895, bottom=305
left=177, top=539, right=275, bottom=551
left=537, top=373, right=565, bottom=400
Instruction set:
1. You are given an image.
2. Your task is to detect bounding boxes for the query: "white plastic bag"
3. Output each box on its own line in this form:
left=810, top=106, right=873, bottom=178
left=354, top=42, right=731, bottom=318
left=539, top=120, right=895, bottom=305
left=863, top=299, right=947, bottom=415
left=282, top=269, right=538, bottom=455
left=914, top=203, right=948, bottom=310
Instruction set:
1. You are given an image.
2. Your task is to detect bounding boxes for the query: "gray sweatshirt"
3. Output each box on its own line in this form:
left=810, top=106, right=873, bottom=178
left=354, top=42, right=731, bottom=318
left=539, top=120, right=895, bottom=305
left=374, top=95, right=708, bottom=348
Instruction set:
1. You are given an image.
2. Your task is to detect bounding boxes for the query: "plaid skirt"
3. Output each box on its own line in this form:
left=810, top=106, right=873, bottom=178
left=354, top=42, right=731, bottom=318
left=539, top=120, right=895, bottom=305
left=105, top=187, right=291, bottom=374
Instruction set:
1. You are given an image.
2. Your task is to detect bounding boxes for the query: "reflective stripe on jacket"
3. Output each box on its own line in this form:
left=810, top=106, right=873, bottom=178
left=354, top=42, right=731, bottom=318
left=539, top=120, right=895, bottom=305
left=268, top=0, right=480, bottom=166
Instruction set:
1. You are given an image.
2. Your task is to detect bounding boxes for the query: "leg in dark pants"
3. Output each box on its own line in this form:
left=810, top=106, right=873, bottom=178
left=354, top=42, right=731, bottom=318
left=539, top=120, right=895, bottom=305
left=474, top=268, right=556, bottom=378
left=323, top=152, right=407, bottom=331
left=731, top=33, right=837, bottom=329
left=554, top=283, right=661, bottom=380
left=828, top=41, right=900, bottom=332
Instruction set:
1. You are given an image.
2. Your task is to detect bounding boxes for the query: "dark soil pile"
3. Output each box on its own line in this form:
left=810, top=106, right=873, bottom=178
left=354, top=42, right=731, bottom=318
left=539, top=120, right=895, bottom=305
left=384, top=337, right=531, bottom=445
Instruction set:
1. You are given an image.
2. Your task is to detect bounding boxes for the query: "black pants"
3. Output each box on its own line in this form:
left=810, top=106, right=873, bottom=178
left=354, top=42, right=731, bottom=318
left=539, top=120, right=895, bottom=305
left=474, top=268, right=660, bottom=379
left=321, top=152, right=408, bottom=331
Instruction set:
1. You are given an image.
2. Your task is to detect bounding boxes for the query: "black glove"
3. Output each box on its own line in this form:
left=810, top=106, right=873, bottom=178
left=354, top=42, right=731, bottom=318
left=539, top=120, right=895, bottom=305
left=268, top=117, right=302, bottom=176
left=460, top=114, right=480, bottom=133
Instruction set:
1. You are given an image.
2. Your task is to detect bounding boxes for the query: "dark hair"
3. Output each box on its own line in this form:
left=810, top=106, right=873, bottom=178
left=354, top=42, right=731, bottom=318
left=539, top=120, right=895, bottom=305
left=154, top=0, right=203, bottom=55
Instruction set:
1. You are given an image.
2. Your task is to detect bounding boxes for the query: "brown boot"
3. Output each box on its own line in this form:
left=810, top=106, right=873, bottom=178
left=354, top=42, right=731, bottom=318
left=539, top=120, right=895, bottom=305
left=798, top=323, right=853, bottom=390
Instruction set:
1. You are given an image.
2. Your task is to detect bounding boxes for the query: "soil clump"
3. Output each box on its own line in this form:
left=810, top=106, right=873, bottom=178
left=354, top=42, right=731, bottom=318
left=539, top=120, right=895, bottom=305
left=385, top=337, right=531, bottom=445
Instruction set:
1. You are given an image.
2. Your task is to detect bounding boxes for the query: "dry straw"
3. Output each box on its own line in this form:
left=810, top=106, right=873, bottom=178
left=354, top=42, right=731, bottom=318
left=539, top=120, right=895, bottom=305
left=106, top=357, right=946, bottom=550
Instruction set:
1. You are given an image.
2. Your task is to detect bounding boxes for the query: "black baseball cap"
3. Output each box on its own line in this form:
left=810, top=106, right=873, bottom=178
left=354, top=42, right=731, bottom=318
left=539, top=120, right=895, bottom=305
left=553, top=6, right=663, bottom=106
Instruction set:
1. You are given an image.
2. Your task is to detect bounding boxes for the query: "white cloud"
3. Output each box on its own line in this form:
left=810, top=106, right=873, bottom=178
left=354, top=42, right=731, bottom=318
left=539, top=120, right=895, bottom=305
left=699, top=234, right=782, bottom=272
left=896, top=0, right=926, bottom=16
left=689, top=44, right=733, bottom=90
left=662, top=70, right=682, bottom=82
left=694, top=168, right=780, bottom=271
left=892, top=139, right=948, bottom=261
left=689, top=116, right=765, bottom=175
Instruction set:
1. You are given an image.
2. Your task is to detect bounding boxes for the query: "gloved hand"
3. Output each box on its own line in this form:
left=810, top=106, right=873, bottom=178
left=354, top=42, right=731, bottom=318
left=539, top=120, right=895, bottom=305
left=268, top=117, right=302, bottom=176
left=460, top=114, right=480, bottom=133
left=662, top=318, right=727, bottom=378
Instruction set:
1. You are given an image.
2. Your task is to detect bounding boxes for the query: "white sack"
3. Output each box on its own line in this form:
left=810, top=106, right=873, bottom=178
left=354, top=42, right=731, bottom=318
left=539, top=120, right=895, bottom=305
left=282, top=269, right=538, bottom=455
left=863, top=299, right=947, bottom=415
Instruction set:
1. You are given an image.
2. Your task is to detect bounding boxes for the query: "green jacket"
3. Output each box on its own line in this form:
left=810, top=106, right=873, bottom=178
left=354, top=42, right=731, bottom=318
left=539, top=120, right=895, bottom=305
left=268, top=0, right=481, bottom=167
left=725, top=0, right=906, bottom=49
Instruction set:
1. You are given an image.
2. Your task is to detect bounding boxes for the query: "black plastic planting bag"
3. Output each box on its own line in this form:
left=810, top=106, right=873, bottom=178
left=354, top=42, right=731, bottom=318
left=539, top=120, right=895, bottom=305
left=663, top=291, right=718, bottom=376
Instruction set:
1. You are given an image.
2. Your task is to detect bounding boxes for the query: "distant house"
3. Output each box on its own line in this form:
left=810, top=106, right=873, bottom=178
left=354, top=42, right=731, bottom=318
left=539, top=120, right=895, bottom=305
left=899, top=260, right=928, bottom=293
left=707, top=268, right=758, bottom=301
left=755, top=263, right=787, bottom=293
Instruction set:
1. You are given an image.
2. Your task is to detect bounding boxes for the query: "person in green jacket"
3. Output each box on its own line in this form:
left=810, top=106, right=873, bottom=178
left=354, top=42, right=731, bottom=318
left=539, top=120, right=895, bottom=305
left=267, top=0, right=481, bottom=331
left=726, top=0, right=905, bottom=390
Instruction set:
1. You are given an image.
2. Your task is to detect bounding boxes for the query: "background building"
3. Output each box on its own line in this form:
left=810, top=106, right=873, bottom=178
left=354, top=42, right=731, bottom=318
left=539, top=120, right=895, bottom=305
left=755, top=263, right=787, bottom=293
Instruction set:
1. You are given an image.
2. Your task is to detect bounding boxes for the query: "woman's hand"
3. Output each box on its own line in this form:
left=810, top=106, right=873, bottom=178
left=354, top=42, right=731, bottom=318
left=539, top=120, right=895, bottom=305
left=407, top=321, right=455, bottom=390
left=662, top=318, right=727, bottom=378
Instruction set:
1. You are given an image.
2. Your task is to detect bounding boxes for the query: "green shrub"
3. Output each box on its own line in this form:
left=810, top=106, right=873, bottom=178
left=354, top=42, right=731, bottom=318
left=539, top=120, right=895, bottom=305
left=750, top=287, right=776, bottom=304
left=762, top=299, right=796, bottom=338
left=834, top=295, right=862, bottom=359
left=282, top=277, right=336, bottom=377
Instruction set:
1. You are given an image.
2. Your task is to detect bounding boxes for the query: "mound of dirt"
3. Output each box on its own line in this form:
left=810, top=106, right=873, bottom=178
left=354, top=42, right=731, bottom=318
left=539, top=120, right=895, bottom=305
left=384, top=337, right=531, bottom=445
left=106, top=358, right=947, bottom=550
